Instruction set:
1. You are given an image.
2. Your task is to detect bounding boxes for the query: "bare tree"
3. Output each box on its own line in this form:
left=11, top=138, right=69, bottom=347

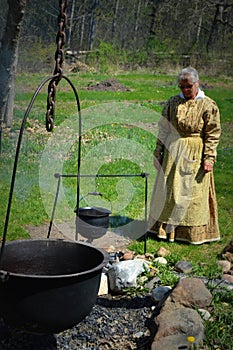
left=89, top=0, right=99, bottom=51
left=112, top=0, right=120, bottom=39
left=67, top=0, right=76, bottom=49
left=133, top=0, right=142, bottom=42
left=0, top=0, right=26, bottom=127
left=207, top=0, right=233, bottom=52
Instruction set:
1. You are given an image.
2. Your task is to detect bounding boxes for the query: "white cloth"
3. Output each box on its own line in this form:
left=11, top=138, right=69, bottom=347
left=180, top=89, right=205, bottom=100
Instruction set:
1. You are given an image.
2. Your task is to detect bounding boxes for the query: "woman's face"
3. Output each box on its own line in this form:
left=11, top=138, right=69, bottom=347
left=179, top=76, right=199, bottom=100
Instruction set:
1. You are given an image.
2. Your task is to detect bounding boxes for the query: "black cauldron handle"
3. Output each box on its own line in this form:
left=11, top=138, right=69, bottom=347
left=0, top=74, right=82, bottom=264
left=77, top=191, right=112, bottom=212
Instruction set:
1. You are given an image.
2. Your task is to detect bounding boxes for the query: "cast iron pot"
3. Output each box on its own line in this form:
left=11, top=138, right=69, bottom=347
left=0, top=239, right=108, bottom=334
left=76, top=206, right=112, bottom=240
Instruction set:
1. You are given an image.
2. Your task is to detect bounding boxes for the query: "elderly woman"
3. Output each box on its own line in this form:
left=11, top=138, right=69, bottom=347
left=148, top=67, right=221, bottom=244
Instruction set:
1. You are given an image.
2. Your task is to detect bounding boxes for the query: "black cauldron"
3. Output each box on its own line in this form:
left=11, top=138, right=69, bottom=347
left=0, top=239, right=108, bottom=334
left=76, top=206, right=112, bottom=240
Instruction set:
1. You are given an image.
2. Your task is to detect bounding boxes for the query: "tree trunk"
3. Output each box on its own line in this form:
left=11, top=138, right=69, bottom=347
left=89, top=0, right=99, bottom=51
left=206, top=1, right=229, bottom=52
left=80, top=10, right=86, bottom=50
left=0, top=0, right=26, bottom=127
left=67, top=0, right=75, bottom=49
left=133, top=0, right=141, bottom=42
left=112, top=0, right=120, bottom=39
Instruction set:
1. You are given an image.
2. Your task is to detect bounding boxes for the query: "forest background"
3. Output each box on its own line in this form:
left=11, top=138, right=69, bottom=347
left=1, top=0, right=233, bottom=128
left=2, top=0, right=233, bottom=76
left=0, top=4, right=233, bottom=347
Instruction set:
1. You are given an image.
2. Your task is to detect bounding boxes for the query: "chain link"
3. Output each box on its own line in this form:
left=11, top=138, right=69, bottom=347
left=46, top=0, right=69, bottom=132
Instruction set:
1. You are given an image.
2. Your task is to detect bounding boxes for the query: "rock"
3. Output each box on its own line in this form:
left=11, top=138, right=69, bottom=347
left=221, top=238, right=233, bottom=254
left=151, top=307, right=204, bottom=350
left=145, top=276, right=160, bottom=290
left=156, top=246, right=170, bottom=258
left=138, top=275, right=148, bottom=284
left=198, top=308, right=211, bottom=321
left=151, top=334, right=194, bottom=350
left=151, top=286, right=172, bottom=303
left=121, top=252, right=134, bottom=260
left=149, top=266, right=160, bottom=277
left=217, top=260, right=231, bottom=273
left=135, top=254, right=146, bottom=260
left=98, top=273, right=109, bottom=296
left=154, top=257, right=167, bottom=265
left=104, top=245, right=116, bottom=253
left=108, top=252, right=120, bottom=264
left=133, top=331, right=144, bottom=338
left=222, top=251, right=233, bottom=263
left=166, top=277, right=212, bottom=309
left=145, top=253, right=154, bottom=260
left=222, top=273, right=233, bottom=283
left=107, top=259, right=149, bottom=293
left=175, top=260, right=193, bottom=273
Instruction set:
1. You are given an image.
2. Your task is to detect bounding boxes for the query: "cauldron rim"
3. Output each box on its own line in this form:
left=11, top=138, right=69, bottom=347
left=0, top=238, right=109, bottom=279
left=77, top=206, right=112, bottom=217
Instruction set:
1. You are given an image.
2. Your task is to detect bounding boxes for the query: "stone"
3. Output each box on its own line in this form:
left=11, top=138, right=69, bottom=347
left=151, top=286, right=172, bottom=303
left=104, top=245, right=116, bottom=253
left=221, top=238, right=233, bottom=254
left=198, top=308, right=211, bottom=321
left=145, top=276, right=160, bottom=290
left=145, top=253, right=154, bottom=260
left=167, top=277, right=212, bottom=309
left=98, top=273, right=109, bottom=296
left=156, top=246, right=170, bottom=258
left=121, top=252, right=134, bottom=260
left=149, top=266, right=160, bottom=277
left=217, top=260, right=231, bottom=273
left=107, top=259, right=149, bottom=293
left=222, top=251, right=233, bottom=263
left=151, top=334, right=198, bottom=350
left=133, top=331, right=144, bottom=338
left=135, top=254, right=146, bottom=260
left=222, top=273, right=233, bottom=283
left=137, top=275, right=148, bottom=285
left=175, top=260, right=193, bottom=273
left=154, top=257, right=167, bottom=265
left=151, top=307, right=204, bottom=350
left=108, top=252, right=119, bottom=264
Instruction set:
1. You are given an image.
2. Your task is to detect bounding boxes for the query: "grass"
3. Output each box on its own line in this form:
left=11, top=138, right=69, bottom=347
left=0, top=70, right=233, bottom=348
left=1, top=69, right=232, bottom=264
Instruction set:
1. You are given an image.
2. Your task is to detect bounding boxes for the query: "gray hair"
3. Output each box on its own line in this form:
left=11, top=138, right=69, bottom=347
left=178, top=67, right=199, bottom=83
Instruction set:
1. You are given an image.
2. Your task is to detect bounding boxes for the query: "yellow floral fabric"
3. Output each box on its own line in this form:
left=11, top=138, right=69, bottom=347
left=149, top=94, right=221, bottom=244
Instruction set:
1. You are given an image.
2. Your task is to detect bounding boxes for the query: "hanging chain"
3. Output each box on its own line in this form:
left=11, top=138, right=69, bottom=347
left=46, top=0, right=69, bottom=132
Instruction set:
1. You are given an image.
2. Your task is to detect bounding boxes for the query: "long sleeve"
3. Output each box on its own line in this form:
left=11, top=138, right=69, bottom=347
left=203, top=99, right=221, bottom=164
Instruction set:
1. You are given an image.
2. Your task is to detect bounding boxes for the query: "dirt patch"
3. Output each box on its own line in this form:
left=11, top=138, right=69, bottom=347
left=86, top=78, right=131, bottom=92
left=26, top=223, right=67, bottom=240
left=26, top=222, right=131, bottom=251
left=200, top=82, right=213, bottom=90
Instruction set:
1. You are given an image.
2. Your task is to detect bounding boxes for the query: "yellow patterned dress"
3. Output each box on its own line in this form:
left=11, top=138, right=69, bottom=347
left=149, top=92, right=221, bottom=244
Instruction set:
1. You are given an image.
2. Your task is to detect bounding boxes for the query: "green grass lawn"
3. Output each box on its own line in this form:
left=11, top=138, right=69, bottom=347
left=2, top=71, right=232, bottom=248
left=0, top=70, right=232, bottom=348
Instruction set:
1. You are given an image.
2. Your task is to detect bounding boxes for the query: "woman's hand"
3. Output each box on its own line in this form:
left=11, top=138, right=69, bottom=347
left=153, top=156, right=162, bottom=171
left=204, top=161, right=213, bottom=172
